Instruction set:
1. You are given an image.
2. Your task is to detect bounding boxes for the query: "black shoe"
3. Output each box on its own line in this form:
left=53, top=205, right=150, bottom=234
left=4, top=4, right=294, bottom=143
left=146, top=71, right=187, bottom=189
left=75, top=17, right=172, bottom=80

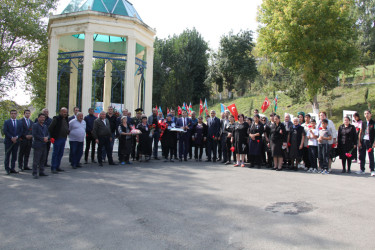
left=77, top=164, right=83, bottom=168
left=51, top=170, right=59, bottom=174
left=220, top=160, right=226, bottom=163
left=39, top=173, right=48, bottom=177
left=205, top=159, right=211, bottom=162
left=213, top=159, right=216, bottom=162
left=56, top=168, right=64, bottom=172
left=174, top=157, right=178, bottom=160
left=170, top=159, right=174, bottom=162
left=24, top=167, right=32, bottom=171
left=179, top=159, right=182, bottom=162
left=10, top=169, right=18, bottom=174
left=249, top=164, right=254, bottom=168
left=218, top=158, right=222, bottom=162
left=109, top=162, right=118, bottom=166
left=189, top=157, right=192, bottom=160
left=154, top=157, right=160, bottom=160
left=92, top=160, right=97, bottom=163
left=33, top=175, right=38, bottom=179
left=225, top=161, right=231, bottom=165
left=5, top=169, right=10, bottom=175
left=184, top=158, right=187, bottom=162
left=85, top=160, right=88, bottom=164
left=164, top=159, right=169, bottom=162
left=276, top=168, right=282, bottom=171
left=257, top=165, right=261, bottom=169
left=72, top=166, right=77, bottom=169
left=99, top=163, right=103, bottom=167
left=341, top=169, right=346, bottom=173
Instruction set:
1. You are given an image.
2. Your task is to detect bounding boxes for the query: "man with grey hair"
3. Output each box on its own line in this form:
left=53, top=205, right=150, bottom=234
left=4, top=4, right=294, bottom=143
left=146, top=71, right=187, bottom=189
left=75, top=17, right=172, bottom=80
left=69, top=112, right=86, bottom=169
left=92, top=111, right=117, bottom=166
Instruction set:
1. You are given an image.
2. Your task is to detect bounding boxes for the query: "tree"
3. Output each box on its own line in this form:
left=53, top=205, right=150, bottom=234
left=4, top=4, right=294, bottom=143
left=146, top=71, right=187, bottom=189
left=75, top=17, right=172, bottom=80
left=152, top=28, right=209, bottom=108
left=0, top=0, right=57, bottom=95
left=218, top=30, right=257, bottom=97
left=355, top=0, right=375, bottom=65
left=257, top=0, right=359, bottom=113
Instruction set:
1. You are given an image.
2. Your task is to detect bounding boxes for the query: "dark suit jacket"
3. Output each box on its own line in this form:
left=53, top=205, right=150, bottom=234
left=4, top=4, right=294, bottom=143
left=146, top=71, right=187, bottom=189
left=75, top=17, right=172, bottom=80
left=20, top=118, right=34, bottom=140
left=3, top=119, right=23, bottom=145
left=176, top=117, right=193, bottom=129
left=92, top=118, right=112, bottom=139
left=207, top=117, right=221, bottom=138
left=359, top=119, right=375, bottom=145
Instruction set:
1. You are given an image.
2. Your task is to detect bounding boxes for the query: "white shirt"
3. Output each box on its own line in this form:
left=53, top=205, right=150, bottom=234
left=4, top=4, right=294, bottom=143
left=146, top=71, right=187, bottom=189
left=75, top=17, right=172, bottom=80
left=307, top=129, right=319, bottom=146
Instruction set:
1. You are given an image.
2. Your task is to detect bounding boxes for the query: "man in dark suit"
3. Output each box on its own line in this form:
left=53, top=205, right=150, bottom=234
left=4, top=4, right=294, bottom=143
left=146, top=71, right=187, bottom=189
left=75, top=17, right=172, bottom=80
left=358, top=109, right=375, bottom=175
left=18, top=109, right=34, bottom=171
left=206, top=110, right=221, bottom=162
left=84, top=107, right=97, bottom=164
left=219, top=111, right=230, bottom=163
left=35, top=108, right=53, bottom=168
left=176, top=110, right=192, bottom=161
left=3, top=110, right=23, bottom=175
left=92, top=111, right=117, bottom=166
left=148, top=108, right=161, bottom=160
left=68, top=107, right=80, bottom=122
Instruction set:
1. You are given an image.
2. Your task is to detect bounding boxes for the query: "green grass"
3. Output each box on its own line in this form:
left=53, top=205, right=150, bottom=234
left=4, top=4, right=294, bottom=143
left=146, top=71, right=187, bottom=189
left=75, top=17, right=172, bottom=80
left=193, top=84, right=375, bottom=128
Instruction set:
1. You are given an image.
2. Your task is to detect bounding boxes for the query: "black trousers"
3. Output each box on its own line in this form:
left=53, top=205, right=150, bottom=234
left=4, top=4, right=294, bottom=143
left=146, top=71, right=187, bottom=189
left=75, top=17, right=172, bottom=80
left=4, top=142, right=19, bottom=171
left=97, top=136, right=114, bottom=164
left=44, top=141, right=51, bottom=167
left=194, top=144, right=204, bottom=159
left=85, top=132, right=96, bottom=161
left=18, top=138, right=32, bottom=169
left=302, top=147, right=310, bottom=168
left=308, top=146, right=318, bottom=169
left=220, top=134, right=228, bottom=162
left=226, top=138, right=236, bottom=162
left=206, top=137, right=217, bottom=160
left=32, top=146, right=47, bottom=176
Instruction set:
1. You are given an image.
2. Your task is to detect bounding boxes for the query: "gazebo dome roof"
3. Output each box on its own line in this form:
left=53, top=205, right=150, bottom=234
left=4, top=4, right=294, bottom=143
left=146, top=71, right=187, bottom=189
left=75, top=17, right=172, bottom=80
left=61, top=0, right=143, bottom=21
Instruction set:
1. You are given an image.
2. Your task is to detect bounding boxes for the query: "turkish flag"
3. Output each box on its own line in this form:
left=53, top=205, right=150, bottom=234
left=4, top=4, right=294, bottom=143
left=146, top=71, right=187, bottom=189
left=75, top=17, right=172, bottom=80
left=167, top=107, right=170, bottom=115
left=178, top=106, right=182, bottom=115
left=227, top=103, right=239, bottom=121
left=261, top=97, right=271, bottom=113
left=199, top=99, right=203, bottom=116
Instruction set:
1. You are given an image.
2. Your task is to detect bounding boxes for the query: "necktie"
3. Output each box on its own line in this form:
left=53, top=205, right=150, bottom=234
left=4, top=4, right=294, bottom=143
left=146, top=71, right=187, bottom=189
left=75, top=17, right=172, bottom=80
left=13, top=120, right=16, bottom=135
left=26, top=119, right=29, bottom=128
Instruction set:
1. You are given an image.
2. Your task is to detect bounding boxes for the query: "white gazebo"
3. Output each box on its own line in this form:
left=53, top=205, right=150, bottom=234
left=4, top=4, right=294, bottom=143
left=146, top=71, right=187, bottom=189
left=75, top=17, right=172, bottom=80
left=46, top=0, right=155, bottom=115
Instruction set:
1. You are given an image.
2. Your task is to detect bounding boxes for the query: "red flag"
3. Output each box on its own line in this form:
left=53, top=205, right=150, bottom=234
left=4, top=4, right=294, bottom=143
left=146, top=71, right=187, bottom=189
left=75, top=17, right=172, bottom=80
left=199, top=99, right=203, bottom=116
left=155, top=105, right=158, bottom=110
left=261, top=97, right=271, bottom=113
left=167, top=107, right=170, bottom=115
left=178, top=106, right=182, bottom=115
left=227, top=103, right=239, bottom=121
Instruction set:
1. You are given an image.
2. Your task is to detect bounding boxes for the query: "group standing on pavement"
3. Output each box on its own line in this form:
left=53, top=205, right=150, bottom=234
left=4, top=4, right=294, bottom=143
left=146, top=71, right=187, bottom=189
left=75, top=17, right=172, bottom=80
left=3, top=105, right=375, bottom=178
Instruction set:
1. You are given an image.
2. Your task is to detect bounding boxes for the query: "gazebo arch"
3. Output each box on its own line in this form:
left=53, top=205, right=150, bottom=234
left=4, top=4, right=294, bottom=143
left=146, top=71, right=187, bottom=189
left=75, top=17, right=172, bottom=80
left=46, top=0, right=155, bottom=115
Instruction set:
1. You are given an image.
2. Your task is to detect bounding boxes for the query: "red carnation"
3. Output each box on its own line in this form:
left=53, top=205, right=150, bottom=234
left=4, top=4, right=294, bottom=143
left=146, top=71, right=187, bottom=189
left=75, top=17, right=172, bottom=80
left=287, top=142, right=291, bottom=147
left=356, top=128, right=360, bottom=132
left=331, top=144, right=336, bottom=148
left=345, top=153, right=352, bottom=158
left=368, top=148, right=373, bottom=153
left=50, top=138, right=55, bottom=144
left=230, top=146, right=235, bottom=152
left=308, top=125, right=312, bottom=128
left=257, top=140, right=260, bottom=143
left=306, top=145, right=310, bottom=148
left=319, top=127, right=323, bottom=130
left=213, top=135, right=215, bottom=139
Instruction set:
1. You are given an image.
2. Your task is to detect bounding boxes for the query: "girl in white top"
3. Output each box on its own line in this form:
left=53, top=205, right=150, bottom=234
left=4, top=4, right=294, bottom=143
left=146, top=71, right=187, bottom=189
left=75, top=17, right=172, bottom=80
left=307, top=119, right=319, bottom=173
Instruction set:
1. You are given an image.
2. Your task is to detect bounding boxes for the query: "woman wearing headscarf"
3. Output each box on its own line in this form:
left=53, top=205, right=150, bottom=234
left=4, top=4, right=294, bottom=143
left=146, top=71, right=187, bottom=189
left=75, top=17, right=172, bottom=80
left=118, top=116, right=132, bottom=165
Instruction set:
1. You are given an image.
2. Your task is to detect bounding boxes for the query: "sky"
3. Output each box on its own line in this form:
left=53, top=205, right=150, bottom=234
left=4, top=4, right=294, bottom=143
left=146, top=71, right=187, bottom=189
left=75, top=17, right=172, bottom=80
left=9, top=0, right=263, bottom=105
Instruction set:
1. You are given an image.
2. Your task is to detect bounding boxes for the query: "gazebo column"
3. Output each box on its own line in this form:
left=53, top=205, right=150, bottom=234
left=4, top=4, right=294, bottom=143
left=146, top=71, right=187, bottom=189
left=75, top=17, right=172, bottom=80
left=125, top=36, right=136, bottom=113
left=81, top=32, right=94, bottom=114
left=103, top=60, right=112, bottom=110
left=46, top=35, right=59, bottom=115
left=68, top=59, right=78, bottom=115
left=144, top=46, right=154, bottom=115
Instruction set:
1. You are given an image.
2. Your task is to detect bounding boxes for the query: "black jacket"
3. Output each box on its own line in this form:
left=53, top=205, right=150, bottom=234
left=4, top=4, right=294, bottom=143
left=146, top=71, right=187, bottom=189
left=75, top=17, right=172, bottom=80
left=359, top=119, right=375, bottom=145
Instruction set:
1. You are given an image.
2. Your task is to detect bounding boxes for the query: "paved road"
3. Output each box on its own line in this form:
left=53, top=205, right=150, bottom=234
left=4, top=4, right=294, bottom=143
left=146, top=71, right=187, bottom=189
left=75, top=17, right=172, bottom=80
left=1, top=144, right=375, bottom=250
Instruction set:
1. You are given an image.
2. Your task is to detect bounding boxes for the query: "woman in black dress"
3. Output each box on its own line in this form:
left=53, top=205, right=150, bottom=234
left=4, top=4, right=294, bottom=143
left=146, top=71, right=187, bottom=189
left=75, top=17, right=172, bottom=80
left=136, top=115, right=152, bottom=161
left=161, top=114, right=178, bottom=162
left=248, top=114, right=264, bottom=168
left=232, top=114, right=249, bottom=167
left=287, top=117, right=305, bottom=171
left=192, top=116, right=207, bottom=161
left=338, top=116, right=357, bottom=173
left=118, top=116, right=133, bottom=165
left=225, top=114, right=237, bottom=165
left=269, top=115, right=287, bottom=171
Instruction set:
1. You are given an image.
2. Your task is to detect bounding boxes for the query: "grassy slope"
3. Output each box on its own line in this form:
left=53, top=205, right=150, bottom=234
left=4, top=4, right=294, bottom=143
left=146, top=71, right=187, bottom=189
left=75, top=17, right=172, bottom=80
left=196, top=83, right=375, bottom=127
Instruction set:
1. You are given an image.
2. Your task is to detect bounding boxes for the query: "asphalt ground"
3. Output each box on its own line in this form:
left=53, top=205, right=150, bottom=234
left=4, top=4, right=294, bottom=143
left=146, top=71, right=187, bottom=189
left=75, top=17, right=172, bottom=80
left=1, top=143, right=375, bottom=250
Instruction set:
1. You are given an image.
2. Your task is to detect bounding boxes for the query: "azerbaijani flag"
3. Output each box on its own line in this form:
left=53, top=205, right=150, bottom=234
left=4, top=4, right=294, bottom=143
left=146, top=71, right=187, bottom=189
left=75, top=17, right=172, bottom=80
left=204, top=98, right=209, bottom=116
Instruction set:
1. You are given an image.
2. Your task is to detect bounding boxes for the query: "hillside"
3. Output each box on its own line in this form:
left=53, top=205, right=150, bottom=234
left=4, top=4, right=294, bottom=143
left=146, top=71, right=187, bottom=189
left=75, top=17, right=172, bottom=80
left=199, top=83, right=375, bottom=127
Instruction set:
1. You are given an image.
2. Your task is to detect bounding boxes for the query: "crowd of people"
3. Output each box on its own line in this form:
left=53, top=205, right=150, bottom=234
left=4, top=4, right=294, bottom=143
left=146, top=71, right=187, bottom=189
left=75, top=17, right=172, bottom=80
left=3, top=105, right=374, bottom=179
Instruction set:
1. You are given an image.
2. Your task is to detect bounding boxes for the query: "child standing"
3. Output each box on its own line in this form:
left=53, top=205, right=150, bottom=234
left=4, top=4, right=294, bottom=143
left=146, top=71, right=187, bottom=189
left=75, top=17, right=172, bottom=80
left=307, top=119, right=319, bottom=173
left=318, top=119, right=332, bottom=174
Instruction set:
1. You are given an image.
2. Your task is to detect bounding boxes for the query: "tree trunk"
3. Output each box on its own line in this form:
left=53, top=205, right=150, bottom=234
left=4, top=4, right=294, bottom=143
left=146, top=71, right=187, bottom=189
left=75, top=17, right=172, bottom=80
left=312, top=95, right=319, bottom=114
left=219, top=92, right=222, bottom=100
